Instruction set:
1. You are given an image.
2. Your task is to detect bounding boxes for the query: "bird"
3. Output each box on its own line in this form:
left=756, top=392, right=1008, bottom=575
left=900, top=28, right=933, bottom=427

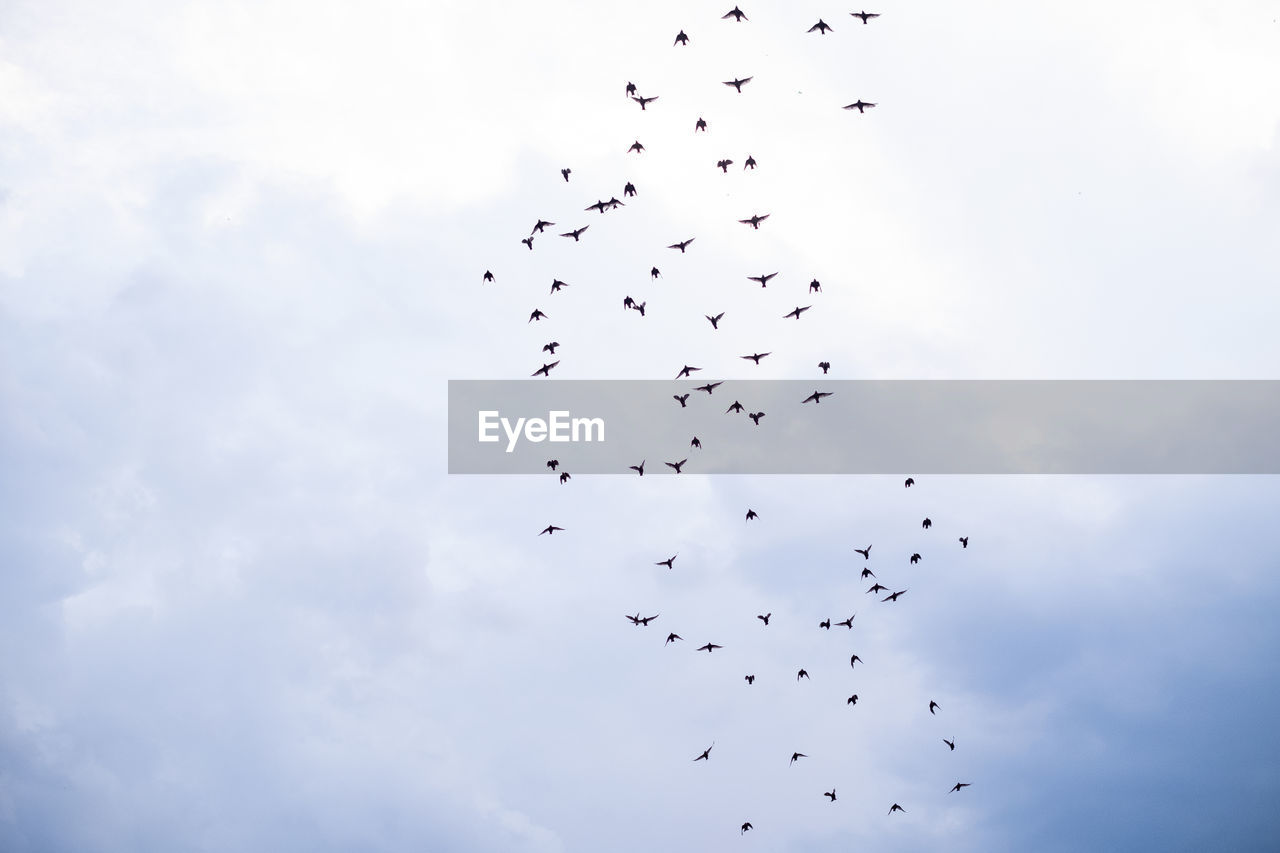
left=697, top=643, right=722, bottom=653
left=695, top=117, right=707, bottom=132
left=802, top=390, right=833, bottom=404
left=849, top=653, right=862, bottom=666
left=521, top=236, right=534, bottom=250
left=531, top=219, right=554, bottom=234
left=695, top=382, right=723, bottom=394
left=745, top=509, right=758, bottom=521
left=668, top=238, right=695, bottom=252
left=790, top=752, right=806, bottom=765
left=922, top=518, right=932, bottom=529
left=690, top=436, right=701, bottom=449
left=959, top=536, right=969, bottom=548
left=623, top=297, right=633, bottom=311
left=739, top=213, right=770, bottom=228
left=843, top=100, right=876, bottom=113
left=747, top=272, right=777, bottom=287
left=539, top=525, right=564, bottom=536
left=819, top=619, right=830, bottom=630
left=797, top=669, right=810, bottom=680
left=809, top=278, right=822, bottom=292
left=674, top=30, right=689, bottom=46
left=910, top=553, right=921, bottom=564
left=629, top=461, right=645, bottom=476
left=656, top=555, right=677, bottom=569
left=561, top=168, right=571, bottom=181
left=694, top=743, right=714, bottom=761
left=676, top=365, right=701, bottom=379
left=743, top=154, right=757, bottom=169
left=625, top=613, right=659, bottom=626
left=651, top=267, right=661, bottom=279
left=726, top=401, right=745, bottom=414
left=851, top=11, right=880, bottom=24
left=882, top=589, right=907, bottom=602
left=666, top=459, right=688, bottom=473
left=633, top=95, right=659, bottom=110
left=483, top=270, right=494, bottom=283
left=904, top=477, right=914, bottom=487
left=546, top=460, right=559, bottom=471
left=808, top=19, right=834, bottom=34
left=543, top=342, right=560, bottom=354
left=716, top=158, right=734, bottom=173
left=740, top=822, right=752, bottom=835
left=532, top=361, right=560, bottom=377
left=706, top=312, right=724, bottom=329
left=722, top=6, right=748, bottom=22
left=665, top=633, right=682, bottom=645
left=625, top=82, right=637, bottom=97
left=757, top=613, right=771, bottom=625
left=723, top=77, right=754, bottom=93
left=549, top=279, right=569, bottom=293
left=950, top=783, right=971, bottom=793
left=674, top=393, right=690, bottom=407
left=560, top=226, right=589, bottom=241
left=943, top=738, right=955, bottom=751
left=888, top=803, right=905, bottom=814
left=748, top=412, right=765, bottom=425
left=854, top=546, right=871, bottom=559
left=838, top=616, right=855, bottom=629
left=741, top=352, right=770, bottom=364
left=867, top=583, right=888, bottom=594
left=744, top=674, right=755, bottom=685
left=784, top=305, right=812, bottom=320
left=861, top=569, right=876, bottom=582
left=624, top=182, right=637, bottom=197
left=606, top=196, right=624, bottom=209
left=824, top=790, right=837, bottom=802
left=585, top=200, right=607, bottom=214
left=628, top=140, right=645, bottom=153
left=528, top=309, right=547, bottom=323
left=929, top=700, right=940, bottom=714
left=847, top=694, right=859, bottom=705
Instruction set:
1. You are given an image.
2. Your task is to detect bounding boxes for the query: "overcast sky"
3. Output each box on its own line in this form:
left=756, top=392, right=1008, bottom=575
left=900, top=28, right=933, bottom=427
left=3, top=1, right=1280, bottom=851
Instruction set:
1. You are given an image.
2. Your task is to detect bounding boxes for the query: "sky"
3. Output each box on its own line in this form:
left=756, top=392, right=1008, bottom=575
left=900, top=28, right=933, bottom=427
left=2, top=1, right=1280, bottom=851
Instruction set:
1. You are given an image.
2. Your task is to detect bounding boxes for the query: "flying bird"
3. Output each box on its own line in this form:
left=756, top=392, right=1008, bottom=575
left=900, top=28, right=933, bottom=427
left=676, top=365, right=701, bottom=379
left=743, top=154, right=756, bottom=169
left=741, top=352, right=770, bottom=364
left=744, top=675, right=755, bottom=685
left=819, top=360, right=832, bottom=373
left=585, top=200, right=607, bottom=213
left=854, top=546, right=871, bottom=559
left=716, top=158, right=734, bottom=172
left=904, top=477, right=914, bottom=487
left=531, top=219, right=554, bottom=234
left=628, top=140, right=645, bottom=153
left=797, top=669, right=810, bottom=680
left=561, top=168, right=571, bottom=181
left=747, top=272, right=777, bottom=287
left=539, top=525, right=564, bottom=536
left=706, top=312, right=725, bottom=329
left=483, top=270, right=494, bottom=283
left=959, top=536, right=969, bottom=548
left=629, top=461, right=645, bottom=476
left=739, top=213, right=770, bottom=228
left=748, top=412, right=765, bottom=425
left=882, top=589, right=907, bottom=602
left=790, top=752, right=806, bottom=765
left=726, top=400, right=745, bottom=413
left=656, top=555, right=677, bottom=569
left=668, top=238, right=695, bottom=252
left=808, top=19, right=834, bottom=33
left=860, top=569, right=876, bottom=582
left=723, top=77, right=754, bottom=93
left=549, top=279, right=569, bottom=293
left=546, top=460, right=559, bottom=470
left=852, top=11, right=880, bottom=24
left=757, top=613, right=771, bottom=625
left=666, top=633, right=682, bottom=645
left=847, top=694, right=859, bottom=705
left=867, top=583, right=888, bottom=594
left=624, top=182, right=637, bottom=197
left=625, top=613, right=659, bottom=626
left=633, top=95, right=659, bottom=110
left=695, top=117, right=707, bottom=132
left=651, top=267, right=661, bottom=279
left=697, top=643, right=722, bottom=653
left=521, top=236, right=534, bottom=250
left=824, top=790, right=837, bottom=802
left=674, top=393, right=690, bottom=407
left=809, top=279, right=822, bottom=292
left=695, top=382, right=723, bottom=394
left=740, top=822, right=752, bottom=835
left=543, top=341, right=560, bottom=354
left=950, top=783, right=971, bottom=793
left=849, top=653, right=862, bottom=666
left=694, top=743, right=714, bottom=761
left=625, top=82, right=637, bottom=97
left=690, top=436, right=702, bottom=448
left=784, top=305, right=812, bottom=319
left=666, top=459, right=688, bottom=473
left=943, top=738, right=955, bottom=751
left=528, top=309, right=547, bottom=323
left=560, top=226, right=589, bottom=241
left=843, top=100, right=876, bottom=113
left=888, top=803, right=905, bottom=814
left=745, top=509, right=758, bottom=521
left=910, top=553, right=921, bottom=564
left=929, top=700, right=940, bottom=714
left=819, top=619, right=831, bottom=630
left=674, top=30, right=689, bottom=46
left=802, top=390, right=832, bottom=403
left=923, top=518, right=932, bottom=529
left=532, top=361, right=560, bottom=377
left=837, top=616, right=855, bottom=629
left=722, top=6, right=748, bottom=22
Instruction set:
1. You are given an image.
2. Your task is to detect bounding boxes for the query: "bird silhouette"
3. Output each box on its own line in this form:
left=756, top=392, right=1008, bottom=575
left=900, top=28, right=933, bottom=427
left=882, top=589, right=907, bottom=602
left=650, top=267, right=661, bottom=279
left=628, top=140, right=645, bottom=153
left=740, top=213, right=770, bottom=228
left=910, top=553, right=921, bottom=564
left=726, top=401, right=745, bottom=414
left=784, top=305, right=812, bottom=320
left=561, top=168, right=571, bottom=181
left=549, top=279, right=569, bottom=293
left=629, top=461, right=645, bottom=476
left=695, top=382, right=723, bottom=394
left=747, top=272, right=777, bottom=287
left=929, top=700, right=940, bottom=714
left=904, top=477, right=914, bottom=487
left=741, top=352, right=771, bottom=364
left=543, top=342, right=560, bottom=354
left=716, top=158, right=734, bottom=173
left=546, top=460, right=559, bottom=471
left=950, top=783, right=971, bottom=793
left=849, top=652, right=862, bottom=665
left=560, top=226, right=589, bottom=241
left=697, top=643, right=722, bottom=653
left=674, top=393, right=690, bottom=407
left=888, top=803, right=905, bottom=814
left=819, top=619, right=830, bottom=630
left=740, top=822, right=752, bottom=835
left=808, top=19, right=834, bottom=34
left=666, top=633, right=682, bottom=645
left=943, top=738, right=955, bottom=751
left=852, top=11, right=880, bottom=24
left=668, top=238, right=695, bottom=252
left=521, top=236, right=534, bottom=250
left=790, top=752, right=806, bottom=765
left=694, top=742, right=714, bottom=760
left=528, top=309, right=547, bottom=323
left=624, top=182, right=637, bottom=197
left=922, top=518, right=932, bottom=529
left=656, top=555, right=677, bottom=569
left=722, top=6, right=748, bottom=22
left=625, top=82, right=636, bottom=97
left=745, top=674, right=755, bottom=685
left=690, top=436, right=701, bottom=449
left=824, top=790, right=837, bottom=802
left=723, top=77, right=754, bottom=93
left=867, top=583, right=888, bottom=594
left=666, top=459, right=688, bottom=473
left=837, top=616, right=855, bottom=629
left=539, top=525, right=564, bottom=536
left=676, top=365, right=701, bottom=379
left=861, top=568, right=875, bottom=580
left=623, top=296, right=635, bottom=310
left=633, top=95, right=659, bottom=110
left=625, top=613, right=659, bottom=626
left=809, top=278, right=822, bottom=292
left=706, top=312, right=725, bottom=329
left=695, top=117, right=707, bottom=132
left=483, top=270, right=494, bottom=283
left=847, top=694, right=859, bottom=705
left=585, top=200, right=607, bottom=214
left=532, top=219, right=554, bottom=234
left=748, top=412, right=765, bottom=425
left=797, top=669, right=810, bottom=680
left=532, top=361, right=560, bottom=377
left=855, top=546, right=871, bottom=559
left=745, top=509, right=758, bottom=521
left=674, top=30, right=689, bottom=46
left=819, top=361, right=831, bottom=374
left=802, top=390, right=833, bottom=403
left=959, top=536, right=969, bottom=548
left=743, top=154, right=757, bottom=169
left=843, top=100, right=876, bottom=113
left=758, top=613, right=771, bottom=625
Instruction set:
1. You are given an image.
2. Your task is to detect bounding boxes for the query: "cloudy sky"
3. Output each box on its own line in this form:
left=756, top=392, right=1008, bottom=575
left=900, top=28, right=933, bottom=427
left=3, top=1, right=1280, bottom=851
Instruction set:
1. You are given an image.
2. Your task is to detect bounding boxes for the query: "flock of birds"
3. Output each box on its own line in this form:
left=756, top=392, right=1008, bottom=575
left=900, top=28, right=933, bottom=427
left=484, top=6, right=979, bottom=839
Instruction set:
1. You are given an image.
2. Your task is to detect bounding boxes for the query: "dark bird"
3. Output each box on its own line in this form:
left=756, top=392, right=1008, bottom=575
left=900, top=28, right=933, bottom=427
left=539, top=525, right=564, bottom=535
left=726, top=400, right=745, bottom=413
left=706, top=312, right=725, bottom=329
left=882, top=589, right=907, bottom=602
left=625, top=82, right=637, bottom=97
left=674, top=393, right=690, bottom=407
left=808, top=19, right=834, bottom=33
left=723, top=77, right=754, bottom=93
left=748, top=412, right=765, bottom=425
left=959, top=536, right=969, bottom=548
left=624, top=182, right=637, bottom=197
left=819, top=619, right=830, bottom=630
left=790, top=752, right=806, bottom=765
left=633, top=95, right=659, bottom=110
left=666, top=633, right=682, bottom=645
left=741, top=352, right=770, bottom=364
left=747, top=272, right=777, bottom=287
left=630, top=461, right=645, bottom=476
left=847, top=694, right=859, bottom=705
left=625, top=613, right=659, bottom=626
left=550, top=279, right=569, bottom=293
left=628, top=140, right=645, bottom=153
left=483, top=270, right=494, bottom=283
left=888, top=803, right=905, bottom=814
left=910, top=553, right=921, bottom=564
left=943, top=738, right=955, bottom=751
left=802, top=390, right=833, bottom=404
left=674, top=30, right=689, bottom=46
left=722, top=6, right=748, bottom=21
left=854, top=546, right=871, bottom=559
left=546, top=460, right=559, bottom=470
left=809, top=278, right=822, bottom=292
left=558, top=472, right=570, bottom=484
left=904, top=477, right=914, bottom=487
left=743, top=154, right=757, bottom=169
left=852, top=11, right=880, bottom=24
left=676, top=365, right=701, bottom=379
left=656, top=555, right=677, bottom=569
left=697, top=643, right=722, bottom=653
left=741, top=822, right=752, bottom=835
left=521, top=236, right=534, bottom=250
left=849, top=653, right=862, bottom=666
left=695, top=382, right=723, bottom=394
left=867, top=583, right=888, bottom=594
left=797, top=669, right=810, bottom=681
left=695, top=117, right=707, bottom=132
left=838, top=616, right=855, bottom=629
left=543, top=341, right=560, bottom=354
left=528, top=309, right=547, bottom=323
left=819, top=361, right=831, bottom=374
left=745, top=509, right=758, bottom=521
left=623, top=296, right=635, bottom=309
left=922, top=518, right=932, bottom=529
left=694, top=743, right=714, bottom=761
left=560, top=225, right=589, bottom=241
left=561, top=168, right=571, bottom=181
left=824, top=790, right=837, bottom=802
left=532, top=361, right=560, bottom=377
left=635, top=301, right=648, bottom=316
left=585, top=200, right=606, bottom=213
left=757, top=613, right=771, bottom=625
left=739, top=213, right=770, bottom=228
left=532, top=219, right=554, bottom=234
left=666, top=459, right=688, bottom=473
left=669, top=238, right=695, bottom=252
left=716, top=158, right=734, bottom=172
left=784, top=305, right=812, bottom=319
left=950, top=783, right=971, bottom=793
left=606, top=196, right=624, bottom=209
left=860, top=568, right=875, bottom=580
left=929, top=700, right=940, bottom=714
left=843, top=100, right=876, bottom=113
left=745, top=674, right=755, bottom=685
left=691, top=436, right=701, bottom=448
left=651, top=266, right=661, bottom=279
